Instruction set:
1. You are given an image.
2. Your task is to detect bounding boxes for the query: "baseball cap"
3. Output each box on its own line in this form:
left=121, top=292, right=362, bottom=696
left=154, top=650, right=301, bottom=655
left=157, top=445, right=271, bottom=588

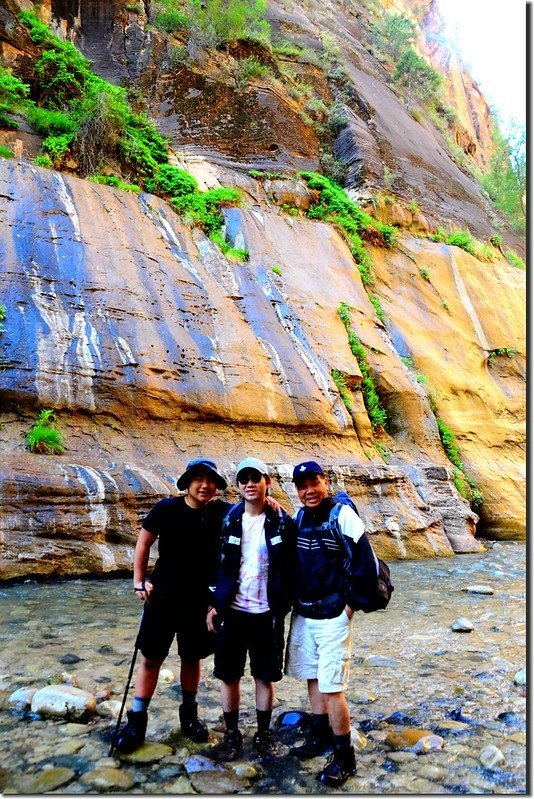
left=235, top=457, right=269, bottom=481
left=292, top=460, right=326, bottom=484
left=177, top=458, right=227, bottom=490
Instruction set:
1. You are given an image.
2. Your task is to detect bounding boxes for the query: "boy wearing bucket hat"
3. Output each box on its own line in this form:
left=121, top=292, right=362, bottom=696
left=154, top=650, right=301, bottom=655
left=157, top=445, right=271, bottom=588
left=206, top=457, right=295, bottom=761
left=116, top=458, right=231, bottom=753
left=284, top=460, right=375, bottom=787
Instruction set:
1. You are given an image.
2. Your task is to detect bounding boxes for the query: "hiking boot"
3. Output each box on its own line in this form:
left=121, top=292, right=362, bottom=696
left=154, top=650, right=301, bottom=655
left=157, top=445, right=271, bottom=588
left=290, top=728, right=334, bottom=760
left=115, top=709, right=147, bottom=754
left=252, top=729, right=278, bottom=759
left=213, top=729, right=243, bottom=761
left=316, top=746, right=356, bottom=787
left=179, top=703, right=209, bottom=743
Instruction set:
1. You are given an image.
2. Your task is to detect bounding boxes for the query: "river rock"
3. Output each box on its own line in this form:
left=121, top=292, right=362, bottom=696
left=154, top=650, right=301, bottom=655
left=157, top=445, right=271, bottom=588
left=184, top=754, right=226, bottom=774
left=352, top=729, right=369, bottom=750
left=166, top=775, right=196, bottom=793
left=363, top=654, right=400, bottom=667
left=31, top=685, right=96, bottom=719
left=120, top=742, right=173, bottom=763
left=231, top=763, right=259, bottom=778
left=417, top=763, right=447, bottom=781
left=189, top=770, right=249, bottom=794
left=385, top=729, right=435, bottom=749
left=413, top=734, right=445, bottom=752
left=54, top=739, right=85, bottom=755
left=479, top=744, right=506, bottom=769
left=80, top=767, right=135, bottom=790
left=24, top=767, right=75, bottom=793
left=463, top=585, right=494, bottom=594
left=7, top=687, right=36, bottom=710
left=59, top=722, right=90, bottom=736
left=451, top=617, right=474, bottom=632
left=348, top=690, right=378, bottom=704
left=159, top=668, right=175, bottom=683
left=59, top=654, right=84, bottom=664
left=513, top=668, right=526, bottom=685
left=96, top=699, right=122, bottom=718
left=387, top=750, right=417, bottom=763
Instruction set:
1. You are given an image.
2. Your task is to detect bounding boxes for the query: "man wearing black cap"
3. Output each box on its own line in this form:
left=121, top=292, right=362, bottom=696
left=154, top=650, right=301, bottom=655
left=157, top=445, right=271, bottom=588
left=206, top=457, right=295, bottom=761
left=285, top=460, right=375, bottom=787
left=116, top=458, right=230, bottom=754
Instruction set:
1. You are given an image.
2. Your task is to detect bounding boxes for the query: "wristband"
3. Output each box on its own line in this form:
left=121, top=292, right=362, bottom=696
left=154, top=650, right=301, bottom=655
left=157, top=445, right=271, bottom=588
left=134, top=582, right=146, bottom=593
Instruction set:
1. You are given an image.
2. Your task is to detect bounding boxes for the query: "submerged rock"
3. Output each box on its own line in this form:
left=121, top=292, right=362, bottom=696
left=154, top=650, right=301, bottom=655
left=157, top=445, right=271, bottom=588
left=24, top=767, right=75, bottom=793
left=479, top=744, right=506, bottom=769
left=463, top=585, right=494, bottom=595
left=451, top=617, right=474, bottom=632
left=80, top=767, right=135, bottom=790
left=7, top=687, right=36, bottom=710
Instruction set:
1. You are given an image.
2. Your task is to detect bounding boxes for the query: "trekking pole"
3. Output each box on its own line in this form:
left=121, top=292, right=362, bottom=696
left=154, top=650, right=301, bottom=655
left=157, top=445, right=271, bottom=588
left=108, top=642, right=139, bottom=756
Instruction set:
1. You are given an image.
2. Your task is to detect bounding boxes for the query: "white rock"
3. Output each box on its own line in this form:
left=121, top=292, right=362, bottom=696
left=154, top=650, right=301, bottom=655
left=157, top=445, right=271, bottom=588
left=8, top=687, right=37, bottom=710
left=463, top=585, right=494, bottom=595
left=451, top=617, right=474, bottom=632
left=479, top=744, right=506, bottom=769
left=159, top=669, right=175, bottom=683
left=31, top=685, right=97, bottom=719
left=96, top=700, right=122, bottom=718
left=513, top=668, right=526, bottom=686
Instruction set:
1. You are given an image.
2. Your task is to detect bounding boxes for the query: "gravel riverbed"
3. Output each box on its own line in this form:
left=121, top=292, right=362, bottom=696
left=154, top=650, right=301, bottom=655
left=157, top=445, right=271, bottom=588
left=0, top=541, right=526, bottom=794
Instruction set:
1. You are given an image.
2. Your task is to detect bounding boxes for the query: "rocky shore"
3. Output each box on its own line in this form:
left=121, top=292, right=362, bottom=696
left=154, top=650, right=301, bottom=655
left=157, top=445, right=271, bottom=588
left=0, top=542, right=526, bottom=794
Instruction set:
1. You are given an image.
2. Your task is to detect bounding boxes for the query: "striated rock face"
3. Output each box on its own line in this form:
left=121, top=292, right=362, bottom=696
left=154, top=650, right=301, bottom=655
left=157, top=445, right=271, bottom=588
left=0, top=160, right=525, bottom=579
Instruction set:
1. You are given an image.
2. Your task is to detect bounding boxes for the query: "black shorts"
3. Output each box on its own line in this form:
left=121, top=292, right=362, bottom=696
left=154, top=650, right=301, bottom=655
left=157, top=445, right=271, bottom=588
left=136, top=596, right=214, bottom=662
left=213, top=609, right=285, bottom=683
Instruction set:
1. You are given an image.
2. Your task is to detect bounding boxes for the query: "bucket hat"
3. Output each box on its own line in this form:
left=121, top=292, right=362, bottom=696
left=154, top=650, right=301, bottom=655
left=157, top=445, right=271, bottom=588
left=177, top=458, right=227, bottom=490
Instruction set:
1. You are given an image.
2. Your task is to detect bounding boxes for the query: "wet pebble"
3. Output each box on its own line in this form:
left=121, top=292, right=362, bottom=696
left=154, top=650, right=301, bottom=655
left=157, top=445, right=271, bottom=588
left=513, top=668, right=526, bottom=685
left=23, top=766, right=75, bottom=793
left=479, top=744, right=506, bottom=769
left=95, top=699, right=122, bottom=718
left=79, top=766, right=135, bottom=790
left=463, top=584, right=495, bottom=594
left=7, top=687, right=36, bottom=710
left=166, top=775, right=196, bottom=793
left=119, top=742, right=173, bottom=763
left=31, top=685, right=96, bottom=719
left=363, top=655, right=400, bottom=667
left=59, top=654, right=84, bottom=665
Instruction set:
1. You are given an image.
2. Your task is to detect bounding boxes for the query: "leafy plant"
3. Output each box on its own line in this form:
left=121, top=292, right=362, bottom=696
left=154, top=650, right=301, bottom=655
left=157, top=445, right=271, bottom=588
left=400, top=355, right=413, bottom=368
left=338, top=302, right=388, bottom=432
left=487, top=347, right=518, bottom=367
left=490, top=234, right=502, bottom=247
left=153, top=9, right=190, bottom=32
left=235, top=57, right=272, bottom=88
left=27, top=409, right=65, bottom=454
left=331, top=369, right=353, bottom=412
left=271, top=265, right=282, bottom=276
left=407, top=200, right=420, bottom=214
left=419, top=267, right=430, bottom=281
left=372, top=12, right=416, bottom=63
left=0, top=144, right=13, bottom=158
left=369, top=295, right=386, bottom=324
left=393, top=48, right=442, bottom=107
left=0, top=304, right=5, bottom=333
left=89, top=175, right=141, bottom=193
left=482, top=123, right=525, bottom=233
left=504, top=249, right=525, bottom=270
left=0, top=65, right=30, bottom=126
left=375, top=442, right=390, bottom=461
left=185, top=0, right=271, bottom=47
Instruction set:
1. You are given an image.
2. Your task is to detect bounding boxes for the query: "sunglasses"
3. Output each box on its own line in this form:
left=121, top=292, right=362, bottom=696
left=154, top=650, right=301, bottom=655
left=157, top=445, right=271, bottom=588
left=237, top=470, right=263, bottom=484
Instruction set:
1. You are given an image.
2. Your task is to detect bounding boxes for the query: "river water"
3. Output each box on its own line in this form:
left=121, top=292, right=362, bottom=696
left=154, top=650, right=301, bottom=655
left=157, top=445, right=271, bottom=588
left=0, top=541, right=527, bottom=794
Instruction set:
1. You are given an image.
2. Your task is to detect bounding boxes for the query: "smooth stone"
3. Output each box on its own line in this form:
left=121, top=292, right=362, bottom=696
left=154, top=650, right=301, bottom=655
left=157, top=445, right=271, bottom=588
left=385, top=729, right=435, bottom=749
left=159, top=668, right=175, bottom=683
left=513, top=668, right=526, bottom=685
left=352, top=729, right=369, bottom=750
left=451, top=617, right=474, bottom=632
left=120, top=742, right=173, bottom=763
left=413, top=734, right=445, bottom=752
left=59, top=723, right=89, bottom=736
left=417, top=763, right=447, bottom=781
left=506, top=732, right=527, bottom=745
left=7, top=687, right=36, bottom=710
left=387, top=751, right=418, bottom=763
left=363, top=655, right=400, bottom=667
left=166, top=776, right=196, bottom=793
left=348, top=691, right=378, bottom=704
left=479, top=744, right=506, bottom=769
left=80, top=767, right=135, bottom=790
left=24, top=767, right=75, bottom=793
left=231, top=763, right=258, bottom=778
left=59, top=654, right=84, bottom=664
left=96, top=699, right=122, bottom=718
left=463, top=585, right=494, bottom=595
left=95, top=757, right=121, bottom=769
left=54, top=740, right=85, bottom=755
left=31, top=685, right=96, bottom=720
left=434, top=719, right=470, bottom=731
left=184, top=754, right=226, bottom=774
left=189, top=770, right=248, bottom=794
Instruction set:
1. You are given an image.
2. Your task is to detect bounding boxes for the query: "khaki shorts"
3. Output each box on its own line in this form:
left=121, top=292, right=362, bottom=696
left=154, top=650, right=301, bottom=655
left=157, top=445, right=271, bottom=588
left=285, top=609, right=354, bottom=693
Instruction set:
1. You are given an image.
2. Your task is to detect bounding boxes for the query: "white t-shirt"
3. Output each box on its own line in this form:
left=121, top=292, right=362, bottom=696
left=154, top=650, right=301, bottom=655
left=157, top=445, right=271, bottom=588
left=231, top=511, right=270, bottom=613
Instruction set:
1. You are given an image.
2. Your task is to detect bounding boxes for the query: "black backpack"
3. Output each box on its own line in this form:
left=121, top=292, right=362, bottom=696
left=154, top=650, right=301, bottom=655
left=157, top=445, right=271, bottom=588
left=331, top=492, right=394, bottom=612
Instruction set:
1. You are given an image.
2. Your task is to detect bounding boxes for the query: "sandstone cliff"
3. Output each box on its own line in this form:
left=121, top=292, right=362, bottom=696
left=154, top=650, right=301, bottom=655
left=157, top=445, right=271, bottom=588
left=0, top=0, right=526, bottom=580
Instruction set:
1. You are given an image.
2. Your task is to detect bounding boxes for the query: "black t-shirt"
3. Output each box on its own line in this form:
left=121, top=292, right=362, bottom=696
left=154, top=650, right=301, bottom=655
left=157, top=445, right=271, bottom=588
left=143, top=496, right=231, bottom=604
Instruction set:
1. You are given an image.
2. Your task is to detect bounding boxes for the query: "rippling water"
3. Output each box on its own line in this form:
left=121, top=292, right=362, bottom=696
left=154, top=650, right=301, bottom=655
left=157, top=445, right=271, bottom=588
left=0, top=541, right=527, bottom=794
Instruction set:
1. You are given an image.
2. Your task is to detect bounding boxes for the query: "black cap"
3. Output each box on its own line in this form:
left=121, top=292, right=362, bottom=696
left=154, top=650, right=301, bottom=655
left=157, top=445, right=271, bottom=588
left=177, top=458, right=227, bottom=490
left=292, top=461, right=326, bottom=484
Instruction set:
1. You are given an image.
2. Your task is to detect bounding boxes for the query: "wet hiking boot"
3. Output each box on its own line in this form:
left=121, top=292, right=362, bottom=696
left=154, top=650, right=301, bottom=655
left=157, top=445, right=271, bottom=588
left=316, top=745, right=356, bottom=787
left=290, top=728, right=334, bottom=760
left=179, top=703, right=209, bottom=743
left=213, top=729, right=243, bottom=761
left=115, top=709, right=147, bottom=754
left=252, top=729, right=278, bottom=760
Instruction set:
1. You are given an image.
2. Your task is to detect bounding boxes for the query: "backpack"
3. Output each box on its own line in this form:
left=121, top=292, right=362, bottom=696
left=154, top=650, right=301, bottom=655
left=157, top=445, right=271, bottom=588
left=331, top=491, right=394, bottom=612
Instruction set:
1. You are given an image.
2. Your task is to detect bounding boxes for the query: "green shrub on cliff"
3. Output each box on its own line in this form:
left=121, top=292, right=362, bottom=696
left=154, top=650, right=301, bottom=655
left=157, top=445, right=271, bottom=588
left=393, top=48, right=442, bottom=107
left=298, top=172, right=396, bottom=285
left=27, top=409, right=65, bottom=455
left=0, top=65, right=29, bottom=127
left=372, top=12, right=416, bottom=64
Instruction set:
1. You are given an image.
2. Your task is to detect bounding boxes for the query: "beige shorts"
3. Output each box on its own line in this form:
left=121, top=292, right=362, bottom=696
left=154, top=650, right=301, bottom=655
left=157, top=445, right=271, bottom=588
left=285, top=609, right=354, bottom=693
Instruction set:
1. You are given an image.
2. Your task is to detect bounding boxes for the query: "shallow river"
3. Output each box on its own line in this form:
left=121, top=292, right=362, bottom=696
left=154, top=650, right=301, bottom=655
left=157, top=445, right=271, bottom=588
left=0, top=541, right=527, bottom=794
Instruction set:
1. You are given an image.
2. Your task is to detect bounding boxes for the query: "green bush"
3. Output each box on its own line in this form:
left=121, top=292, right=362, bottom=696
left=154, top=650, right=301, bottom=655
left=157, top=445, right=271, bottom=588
left=369, top=295, right=386, bottom=324
left=42, top=133, right=74, bottom=162
left=144, top=163, right=198, bottom=197
left=419, top=267, right=430, bottom=281
left=271, top=265, right=282, bottom=276
left=487, top=347, right=518, bottom=367
left=89, top=175, right=141, bottom=193
left=25, top=105, right=75, bottom=135
left=0, top=65, right=30, bottom=121
left=338, top=302, right=388, bottom=432
left=504, top=249, right=525, bottom=270
left=0, top=144, right=14, bottom=158
left=393, top=48, right=442, bottom=107
left=331, top=369, right=353, bottom=413
left=153, top=10, right=190, bottom=32
left=27, top=409, right=65, bottom=455
left=186, top=0, right=271, bottom=47
left=236, top=57, right=272, bottom=88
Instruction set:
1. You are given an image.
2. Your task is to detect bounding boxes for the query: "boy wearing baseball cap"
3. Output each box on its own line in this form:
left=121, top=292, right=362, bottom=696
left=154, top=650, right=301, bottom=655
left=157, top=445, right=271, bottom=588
left=116, top=458, right=231, bottom=753
left=285, top=460, right=376, bottom=787
left=207, top=457, right=295, bottom=761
